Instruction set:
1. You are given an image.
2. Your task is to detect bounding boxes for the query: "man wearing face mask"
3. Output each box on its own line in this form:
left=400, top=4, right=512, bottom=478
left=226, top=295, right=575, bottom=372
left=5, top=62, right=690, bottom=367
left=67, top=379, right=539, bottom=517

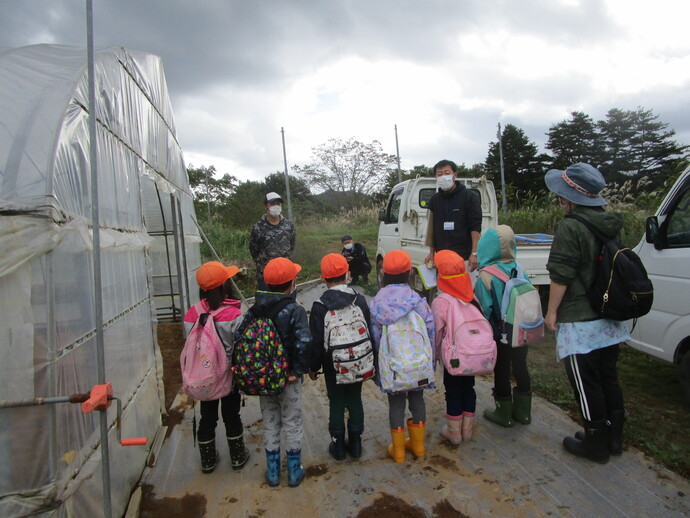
left=249, top=192, right=297, bottom=288
left=424, top=160, right=482, bottom=271
left=341, top=234, right=372, bottom=285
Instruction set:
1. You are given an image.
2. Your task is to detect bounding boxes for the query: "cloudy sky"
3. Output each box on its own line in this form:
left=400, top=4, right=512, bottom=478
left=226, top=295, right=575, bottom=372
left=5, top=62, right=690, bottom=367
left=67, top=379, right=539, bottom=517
left=2, top=0, right=689, bottom=183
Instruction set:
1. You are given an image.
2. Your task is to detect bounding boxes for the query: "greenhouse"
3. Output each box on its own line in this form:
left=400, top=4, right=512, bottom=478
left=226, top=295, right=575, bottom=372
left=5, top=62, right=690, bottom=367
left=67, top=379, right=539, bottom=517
left=0, top=44, right=200, bottom=517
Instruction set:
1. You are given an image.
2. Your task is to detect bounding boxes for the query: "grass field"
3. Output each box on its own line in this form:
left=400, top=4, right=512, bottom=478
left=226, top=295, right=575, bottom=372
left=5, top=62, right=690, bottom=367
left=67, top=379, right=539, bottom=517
left=201, top=204, right=689, bottom=479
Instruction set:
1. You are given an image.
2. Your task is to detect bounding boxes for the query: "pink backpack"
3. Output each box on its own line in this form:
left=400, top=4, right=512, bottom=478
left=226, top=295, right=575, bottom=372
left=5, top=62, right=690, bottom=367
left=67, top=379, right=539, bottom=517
left=180, top=302, right=233, bottom=401
left=435, top=293, right=497, bottom=376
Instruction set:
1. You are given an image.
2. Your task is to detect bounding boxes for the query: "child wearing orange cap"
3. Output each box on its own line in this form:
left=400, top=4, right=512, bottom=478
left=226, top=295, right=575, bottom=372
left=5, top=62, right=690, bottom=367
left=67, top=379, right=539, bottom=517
left=309, top=253, right=374, bottom=461
left=234, top=257, right=311, bottom=487
left=431, top=250, right=482, bottom=443
left=369, top=250, right=435, bottom=463
left=183, top=261, right=249, bottom=474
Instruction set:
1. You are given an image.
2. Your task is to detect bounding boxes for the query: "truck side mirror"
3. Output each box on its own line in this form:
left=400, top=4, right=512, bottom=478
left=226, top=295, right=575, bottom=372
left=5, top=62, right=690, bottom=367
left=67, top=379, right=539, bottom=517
left=378, top=208, right=386, bottom=222
left=645, top=216, right=661, bottom=249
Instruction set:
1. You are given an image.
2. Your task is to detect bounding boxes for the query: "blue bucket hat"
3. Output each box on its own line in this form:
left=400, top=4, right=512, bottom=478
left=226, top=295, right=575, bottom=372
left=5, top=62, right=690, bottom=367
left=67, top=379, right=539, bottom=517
left=544, top=163, right=607, bottom=206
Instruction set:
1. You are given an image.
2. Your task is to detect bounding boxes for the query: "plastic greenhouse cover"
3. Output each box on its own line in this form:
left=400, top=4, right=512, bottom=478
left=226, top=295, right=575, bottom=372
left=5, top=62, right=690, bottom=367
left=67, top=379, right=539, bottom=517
left=0, top=45, right=200, bottom=517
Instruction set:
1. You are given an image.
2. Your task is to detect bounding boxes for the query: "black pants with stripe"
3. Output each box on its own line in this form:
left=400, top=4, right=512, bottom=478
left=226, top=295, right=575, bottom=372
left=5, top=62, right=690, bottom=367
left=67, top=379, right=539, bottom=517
left=563, top=343, right=624, bottom=423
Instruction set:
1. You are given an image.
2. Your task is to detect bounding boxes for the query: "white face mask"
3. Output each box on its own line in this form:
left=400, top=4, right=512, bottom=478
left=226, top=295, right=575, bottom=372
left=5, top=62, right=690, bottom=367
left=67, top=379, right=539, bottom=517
left=268, top=205, right=282, bottom=217
left=344, top=243, right=354, bottom=250
left=436, top=174, right=455, bottom=191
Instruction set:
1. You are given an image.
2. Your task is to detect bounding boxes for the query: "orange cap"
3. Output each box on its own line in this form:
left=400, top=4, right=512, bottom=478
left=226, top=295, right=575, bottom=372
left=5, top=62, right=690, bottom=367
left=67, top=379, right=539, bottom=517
left=321, top=253, right=349, bottom=279
left=196, top=261, right=240, bottom=291
left=263, top=257, right=302, bottom=285
left=383, top=249, right=412, bottom=275
left=435, top=250, right=474, bottom=303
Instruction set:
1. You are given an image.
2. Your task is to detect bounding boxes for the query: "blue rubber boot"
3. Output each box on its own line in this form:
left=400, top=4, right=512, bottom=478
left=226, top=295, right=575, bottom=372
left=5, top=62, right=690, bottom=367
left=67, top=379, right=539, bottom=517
left=265, top=449, right=280, bottom=487
left=286, top=449, right=305, bottom=488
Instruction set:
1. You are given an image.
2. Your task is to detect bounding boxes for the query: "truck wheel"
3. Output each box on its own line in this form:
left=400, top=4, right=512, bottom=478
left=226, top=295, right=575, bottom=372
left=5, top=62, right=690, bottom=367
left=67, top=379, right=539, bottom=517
left=680, top=351, right=690, bottom=403
left=376, top=258, right=384, bottom=287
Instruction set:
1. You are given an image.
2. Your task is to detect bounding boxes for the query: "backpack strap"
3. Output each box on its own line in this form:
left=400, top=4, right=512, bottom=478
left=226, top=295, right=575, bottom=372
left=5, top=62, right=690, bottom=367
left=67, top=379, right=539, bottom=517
left=480, top=264, right=510, bottom=283
left=566, top=213, right=608, bottom=242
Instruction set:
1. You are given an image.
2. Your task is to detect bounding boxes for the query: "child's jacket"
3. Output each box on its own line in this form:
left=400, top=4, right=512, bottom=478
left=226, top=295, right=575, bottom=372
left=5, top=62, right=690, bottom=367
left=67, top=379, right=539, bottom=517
left=235, top=290, right=311, bottom=376
left=309, top=285, right=372, bottom=376
left=368, top=284, right=435, bottom=355
left=183, top=298, right=243, bottom=360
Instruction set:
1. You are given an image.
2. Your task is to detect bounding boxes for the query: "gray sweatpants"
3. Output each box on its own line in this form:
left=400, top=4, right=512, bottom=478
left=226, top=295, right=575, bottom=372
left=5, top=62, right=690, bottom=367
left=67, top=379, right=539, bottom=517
left=259, top=380, right=304, bottom=452
left=387, top=389, right=426, bottom=429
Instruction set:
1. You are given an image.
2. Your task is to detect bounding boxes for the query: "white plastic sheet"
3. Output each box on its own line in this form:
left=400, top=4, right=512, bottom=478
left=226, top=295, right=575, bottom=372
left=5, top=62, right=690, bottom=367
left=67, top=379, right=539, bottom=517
left=0, top=45, right=200, bottom=517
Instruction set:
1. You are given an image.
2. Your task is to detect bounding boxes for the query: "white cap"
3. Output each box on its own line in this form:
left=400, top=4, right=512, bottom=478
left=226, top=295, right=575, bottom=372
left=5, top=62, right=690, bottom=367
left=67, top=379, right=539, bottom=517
left=265, top=192, right=282, bottom=203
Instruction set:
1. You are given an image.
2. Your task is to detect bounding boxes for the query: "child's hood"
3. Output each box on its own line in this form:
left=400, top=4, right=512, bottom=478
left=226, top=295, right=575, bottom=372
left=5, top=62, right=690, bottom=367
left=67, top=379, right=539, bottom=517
left=318, top=286, right=358, bottom=311
left=477, top=225, right=516, bottom=270
left=369, top=284, right=421, bottom=325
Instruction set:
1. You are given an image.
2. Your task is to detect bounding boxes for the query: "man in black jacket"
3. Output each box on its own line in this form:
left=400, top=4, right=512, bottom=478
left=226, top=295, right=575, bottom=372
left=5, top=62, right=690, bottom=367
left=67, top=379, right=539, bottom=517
left=423, top=160, right=482, bottom=271
left=341, top=234, right=372, bottom=285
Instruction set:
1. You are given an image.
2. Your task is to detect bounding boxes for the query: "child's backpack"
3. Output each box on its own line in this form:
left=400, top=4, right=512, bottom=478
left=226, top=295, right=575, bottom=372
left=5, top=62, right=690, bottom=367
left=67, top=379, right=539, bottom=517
left=436, top=293, right=497, bottom=376
left=232, top=298, right=292, bottom=396
left=481, top=264, right=545, bottom=347
left=323, top=301, right=376, bottom=384
left=378, top=310, right=435, bottom=393
left=180, top=302, right=233, bottom=401
left=566, top=214, right=654, bottom=321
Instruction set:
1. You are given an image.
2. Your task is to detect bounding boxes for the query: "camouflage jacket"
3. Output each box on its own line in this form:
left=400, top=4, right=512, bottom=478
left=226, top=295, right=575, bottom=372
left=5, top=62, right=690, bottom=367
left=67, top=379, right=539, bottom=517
left=249, top=215, right=296, bottom=279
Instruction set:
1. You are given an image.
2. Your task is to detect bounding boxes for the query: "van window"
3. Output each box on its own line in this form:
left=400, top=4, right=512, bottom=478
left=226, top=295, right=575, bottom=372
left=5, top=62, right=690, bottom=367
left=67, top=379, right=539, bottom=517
left=385, top=189, right=403, bottom=224
left=418, top=188, right=482, bottom=209
left=666, top=187, right=690, bottom=247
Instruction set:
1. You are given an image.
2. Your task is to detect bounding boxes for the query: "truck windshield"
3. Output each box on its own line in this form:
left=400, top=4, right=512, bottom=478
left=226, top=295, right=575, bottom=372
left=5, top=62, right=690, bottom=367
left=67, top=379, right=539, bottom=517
left=418, top=188, right=482, bottom=208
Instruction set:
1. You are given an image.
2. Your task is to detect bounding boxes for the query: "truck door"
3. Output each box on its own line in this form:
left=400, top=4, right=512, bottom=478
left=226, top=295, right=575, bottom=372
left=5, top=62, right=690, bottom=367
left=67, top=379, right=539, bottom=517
left=399, top=181, right=435, bottom=266
left=631, top=173, right=690, bottom=363
left=377, top=185, right=404, bottom=262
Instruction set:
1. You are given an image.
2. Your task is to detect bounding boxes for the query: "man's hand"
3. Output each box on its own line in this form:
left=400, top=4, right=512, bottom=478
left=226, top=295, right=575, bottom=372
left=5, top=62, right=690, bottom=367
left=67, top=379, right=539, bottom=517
left=468, top=254, right=478, bottom=272
left=424, top=252, right=434, bottom=267
left=308, top=371, right=318, bottom=381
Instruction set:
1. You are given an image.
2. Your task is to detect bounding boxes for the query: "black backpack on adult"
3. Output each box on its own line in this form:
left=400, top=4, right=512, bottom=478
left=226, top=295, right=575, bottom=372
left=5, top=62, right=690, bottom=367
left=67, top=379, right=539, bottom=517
left=566, top=214, right=653, bottom=322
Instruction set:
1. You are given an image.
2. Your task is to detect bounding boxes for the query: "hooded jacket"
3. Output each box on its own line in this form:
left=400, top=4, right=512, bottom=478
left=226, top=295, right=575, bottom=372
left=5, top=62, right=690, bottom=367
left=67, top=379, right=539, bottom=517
left=368, top=284, right=435, bottom=355
left=309, top=285, right=372, bottom=375
left=546, top=205, right=624, bottom=323
left=235, top=290, right=311, bottom=376
left=475, top=225, right=522, bottom=326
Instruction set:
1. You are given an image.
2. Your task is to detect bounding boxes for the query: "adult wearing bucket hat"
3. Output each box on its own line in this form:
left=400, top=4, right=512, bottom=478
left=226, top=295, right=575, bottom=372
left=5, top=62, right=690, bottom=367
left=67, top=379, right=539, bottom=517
left=544, top=163, right=630, bottom=464
left=249, top=192, right=296, bottom=289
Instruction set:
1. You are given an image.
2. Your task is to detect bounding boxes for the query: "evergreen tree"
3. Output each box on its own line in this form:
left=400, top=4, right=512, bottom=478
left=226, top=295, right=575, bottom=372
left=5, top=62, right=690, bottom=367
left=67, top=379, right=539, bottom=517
left=545, top=111, right=602, bottom=170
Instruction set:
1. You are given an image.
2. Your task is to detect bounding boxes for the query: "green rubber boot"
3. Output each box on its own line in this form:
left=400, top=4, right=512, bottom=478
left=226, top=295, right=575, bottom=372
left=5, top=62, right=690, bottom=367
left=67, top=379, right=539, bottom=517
left=483, top=397, right=514, bottom=427
left=512, top=390, right=532, bottom=425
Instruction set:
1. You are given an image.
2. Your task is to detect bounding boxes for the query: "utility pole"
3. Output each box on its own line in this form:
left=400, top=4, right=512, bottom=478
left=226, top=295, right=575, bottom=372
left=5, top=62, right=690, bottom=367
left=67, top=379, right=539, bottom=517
left=497, top=122, right=507, bottom=213
left=206, top=166, right=211, bottom=225
left=394, top=124, right=402, bottom=184
left=280, top=127, right=293, bottom=221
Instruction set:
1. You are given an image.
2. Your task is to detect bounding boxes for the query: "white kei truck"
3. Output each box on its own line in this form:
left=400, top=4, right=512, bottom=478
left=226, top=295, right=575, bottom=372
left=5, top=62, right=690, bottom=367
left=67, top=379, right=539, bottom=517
left=376, top=176, right=553, bottom=293
left=628, top=165, right=690, bottom=401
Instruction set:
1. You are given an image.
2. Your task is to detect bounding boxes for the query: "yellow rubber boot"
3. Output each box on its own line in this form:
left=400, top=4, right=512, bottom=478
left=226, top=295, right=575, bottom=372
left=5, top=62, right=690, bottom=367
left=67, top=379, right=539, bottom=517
left=405, top=418, right=426, bottom=458
left=387, top=427, right=406, bottom=463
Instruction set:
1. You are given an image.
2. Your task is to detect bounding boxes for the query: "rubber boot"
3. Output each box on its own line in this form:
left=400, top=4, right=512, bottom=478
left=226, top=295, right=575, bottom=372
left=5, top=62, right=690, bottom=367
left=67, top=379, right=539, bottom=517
left=483, top=397, right=515, bottom=427
left=347, top=423, right=364, bottom=459
left=227, top=434, right=250, bottom=470
left=563, top=419, right=610, bottom=464
left=512, top=390, right=532, bottom=425
left=198, top=438, right=220, bottom=474
left=286, top=449, right=305, bottom=488
left=387, top=427, right=406, bottom=463
left=439, top=415, right=462, bottom=445
left=405, top=418, right=426, bottom=459
left=328, top=428, right=347, bottom=461
left=461, top=412, right=474, bottom=441
left=575, top=410, right=625, bottom=455
left=608, top=410, right=625, bottom=455
left=265, top=449, right=280, bottom=487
